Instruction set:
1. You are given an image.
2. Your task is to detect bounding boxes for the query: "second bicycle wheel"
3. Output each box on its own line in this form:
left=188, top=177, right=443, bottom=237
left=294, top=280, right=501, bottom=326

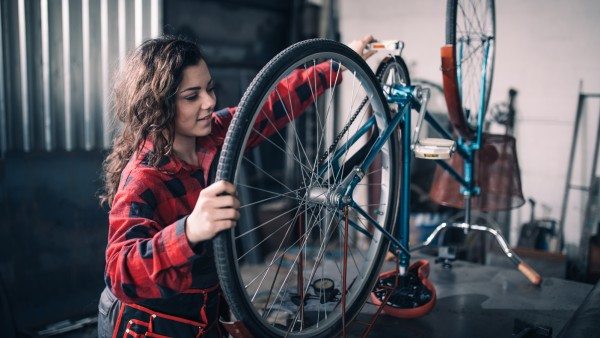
left=213, top=39, right=401, bottom=337
left=445, top=0, right=495, bottom=139
left=376, top=55, right=411, bottom=91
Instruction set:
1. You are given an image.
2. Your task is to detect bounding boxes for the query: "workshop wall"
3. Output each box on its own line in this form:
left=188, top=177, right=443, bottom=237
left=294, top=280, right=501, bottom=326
left=0, top=0, right=321, bottom=335
left=0, top=0, right=160, bottom=333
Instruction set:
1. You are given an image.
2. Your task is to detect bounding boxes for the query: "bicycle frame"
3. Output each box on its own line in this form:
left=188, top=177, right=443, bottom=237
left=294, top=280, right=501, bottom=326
left=318, top=38, right=493, bottom=273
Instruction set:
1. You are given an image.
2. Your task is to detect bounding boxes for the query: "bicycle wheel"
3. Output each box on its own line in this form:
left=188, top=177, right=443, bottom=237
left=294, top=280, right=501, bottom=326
left=376, top=55, right=411, bottom=91
left=213, top=39, right=401, bottom=337
left=445, top=0, right=495, bottom=138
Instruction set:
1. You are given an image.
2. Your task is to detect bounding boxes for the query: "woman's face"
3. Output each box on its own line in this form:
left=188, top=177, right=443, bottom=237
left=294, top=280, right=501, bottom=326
left=174, top=60, right=216, bottom=139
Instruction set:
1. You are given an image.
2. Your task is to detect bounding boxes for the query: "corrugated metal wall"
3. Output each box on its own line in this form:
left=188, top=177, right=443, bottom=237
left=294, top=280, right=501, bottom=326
left=0, top=0, right=163, bottom=156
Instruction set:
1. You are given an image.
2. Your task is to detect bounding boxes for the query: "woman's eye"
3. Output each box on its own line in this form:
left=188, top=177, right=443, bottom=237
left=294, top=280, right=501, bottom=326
left=184, top=95, right=198, bottom=101
left=207, top=86, right=215, bottom=93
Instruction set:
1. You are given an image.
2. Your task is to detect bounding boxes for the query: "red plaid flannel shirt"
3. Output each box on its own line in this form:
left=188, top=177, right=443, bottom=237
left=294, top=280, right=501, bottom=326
left=105, top=62, right=342, bottom=303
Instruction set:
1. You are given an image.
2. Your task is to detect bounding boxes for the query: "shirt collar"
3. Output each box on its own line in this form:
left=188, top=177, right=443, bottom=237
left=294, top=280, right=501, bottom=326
left=138, top=138, right=184, bottom=174
left=138, top=136, right=217, bottom=174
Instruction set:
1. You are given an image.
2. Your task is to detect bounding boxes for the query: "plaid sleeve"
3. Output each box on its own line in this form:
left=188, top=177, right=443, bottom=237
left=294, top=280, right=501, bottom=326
left=246, top=61, right=342, bottom=148
left=104, top=173, right=201, bottom=303
left=209, top=61, right=342, bottom=147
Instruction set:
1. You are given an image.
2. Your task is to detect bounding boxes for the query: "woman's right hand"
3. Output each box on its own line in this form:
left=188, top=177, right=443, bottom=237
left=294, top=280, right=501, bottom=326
left=186, top=180, right=240, bottom=244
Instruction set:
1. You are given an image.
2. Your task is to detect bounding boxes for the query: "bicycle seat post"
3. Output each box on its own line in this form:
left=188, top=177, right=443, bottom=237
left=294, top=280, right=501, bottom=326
left=464, top=193, right=472, bottom=230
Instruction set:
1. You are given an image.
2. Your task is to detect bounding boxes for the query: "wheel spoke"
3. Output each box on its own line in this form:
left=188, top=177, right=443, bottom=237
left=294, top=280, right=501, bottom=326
left=238, top=186, right=306, bottom=210
left=242, top=156, right=294, bottom=193
left=250, top=126, right=319, bottom=177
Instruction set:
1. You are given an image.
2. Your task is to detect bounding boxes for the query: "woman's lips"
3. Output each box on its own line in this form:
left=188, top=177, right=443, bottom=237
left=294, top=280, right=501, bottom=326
left=197, top=113, right=211, bottom=121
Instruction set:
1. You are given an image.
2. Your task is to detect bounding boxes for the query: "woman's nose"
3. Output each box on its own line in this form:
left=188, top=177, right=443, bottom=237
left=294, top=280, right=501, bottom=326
left=201, top=91, right=216, bottom=110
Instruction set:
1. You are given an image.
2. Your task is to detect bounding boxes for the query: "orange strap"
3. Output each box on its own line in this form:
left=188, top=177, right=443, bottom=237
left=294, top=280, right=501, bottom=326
left=441, top=44, right=472, bottom=139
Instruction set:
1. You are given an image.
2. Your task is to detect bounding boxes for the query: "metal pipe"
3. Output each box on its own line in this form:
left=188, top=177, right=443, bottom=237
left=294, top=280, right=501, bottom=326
left=410, top=87, right=430, bottom=149
left=580, top=106, right=600, bottom=277
left=296, top=210, right=305, bottom=329
left=411, top=222, right=449, bottom=252
left=350, top=201, right=410, bottom=256
left=357, top=106, right=406, bottom=176
left=41, top=0, right=52, bottom=151
left=463, top=145, right=475, bottom=225
left=100, top=0, right=110, bottom=148
left=341, top=206, right=349, bottom=337
left=464, top=196, right=471, bottom=225
left=118, top=0, right=126, bottom=60
left=412, top=222, right=519, bottom=265
left=0, top=1, right=8, bottom=155
left=558, top=93, right=584, bottom=252
left=5, top=0, right=161, bottom=152
left=587, top=108, right=600, bottom=215
left=18, top=0, right=30, bottom=151
left=134, top=0, right=143, bottom=46
left=469, top=223, right=518, bottom=265
left=400, top=92, right=411, bottom=269
left=82, top=0, right=93, bottom=150
left=62, top=0, right=73, bottom=150
left=150, top=0, right=162, bottom=38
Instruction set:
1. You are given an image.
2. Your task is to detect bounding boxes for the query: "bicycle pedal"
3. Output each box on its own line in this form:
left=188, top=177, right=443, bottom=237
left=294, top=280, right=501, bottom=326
left=367, top=40, right=404, bottom=53
left=413, top=138, right=455, bottom=160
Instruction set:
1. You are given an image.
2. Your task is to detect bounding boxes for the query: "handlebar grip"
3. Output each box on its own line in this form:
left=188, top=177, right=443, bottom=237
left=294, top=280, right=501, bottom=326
left=518, top=262, right=542, bottom=285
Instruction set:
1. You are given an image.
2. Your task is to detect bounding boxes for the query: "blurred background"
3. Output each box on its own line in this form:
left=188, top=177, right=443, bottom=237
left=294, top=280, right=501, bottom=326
left=0, top=0, right=598, bottom=336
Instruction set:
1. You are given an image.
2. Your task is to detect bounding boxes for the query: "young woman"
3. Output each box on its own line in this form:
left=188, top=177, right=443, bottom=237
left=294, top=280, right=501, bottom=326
left=98, top=34, right=376, bottom=337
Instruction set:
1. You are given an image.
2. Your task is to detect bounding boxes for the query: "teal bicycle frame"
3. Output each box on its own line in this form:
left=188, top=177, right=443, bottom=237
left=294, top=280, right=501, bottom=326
left=316, top=38, right=493, bottom=272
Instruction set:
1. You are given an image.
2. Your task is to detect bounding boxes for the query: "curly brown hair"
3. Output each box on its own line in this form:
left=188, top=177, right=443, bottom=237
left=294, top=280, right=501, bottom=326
left=100, top=36, right=204, bottom=207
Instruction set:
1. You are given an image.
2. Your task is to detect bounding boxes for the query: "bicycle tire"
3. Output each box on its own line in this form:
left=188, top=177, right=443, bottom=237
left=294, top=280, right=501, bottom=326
left=375, top=55, right=411, bottom=88
left=213, top=39, right=401, bottom=337
left=445, top=0, right=495, bottom=139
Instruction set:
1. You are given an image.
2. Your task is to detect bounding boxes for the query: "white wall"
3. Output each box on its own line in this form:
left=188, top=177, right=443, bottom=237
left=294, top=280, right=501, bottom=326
left=339, top=0, right=600, bottom=251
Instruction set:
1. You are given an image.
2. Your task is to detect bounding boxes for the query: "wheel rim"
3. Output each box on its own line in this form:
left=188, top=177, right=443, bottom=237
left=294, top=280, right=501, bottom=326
left=376, top=56, right=411, bottom=117
left=219, top=45, right=398, bottom=336
left=378, top=57, right=410, bottom=91
left=454, top=0, right=495, bottom=131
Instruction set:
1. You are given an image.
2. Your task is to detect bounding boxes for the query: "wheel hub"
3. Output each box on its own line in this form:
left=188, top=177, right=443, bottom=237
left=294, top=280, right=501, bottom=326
left=305, top=186, right=343, bottom=209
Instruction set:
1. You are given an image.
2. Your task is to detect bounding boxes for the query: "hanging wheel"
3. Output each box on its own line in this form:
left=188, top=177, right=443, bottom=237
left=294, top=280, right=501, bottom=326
left=444, top=0, right=496, bottom=138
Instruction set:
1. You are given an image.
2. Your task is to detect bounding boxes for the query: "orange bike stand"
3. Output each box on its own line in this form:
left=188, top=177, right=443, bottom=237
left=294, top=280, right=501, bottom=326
left=369, top=259, right=436, bottom=319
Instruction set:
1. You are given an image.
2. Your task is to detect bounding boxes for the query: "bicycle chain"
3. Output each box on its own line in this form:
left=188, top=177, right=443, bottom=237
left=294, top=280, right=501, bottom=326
left=317, top=96, right=369, bottom=165
left=317, top=68, right=386, bottom=166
